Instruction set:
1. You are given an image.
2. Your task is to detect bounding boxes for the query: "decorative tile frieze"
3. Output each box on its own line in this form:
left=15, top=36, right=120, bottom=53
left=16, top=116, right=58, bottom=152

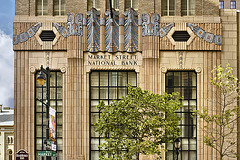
left=67, top=13, right=83, bottom=36
left=100, top=18, right=106, bottom=26
left=83, top=18, right=87, bottom=26
left=87, top=8, right=101, bottom=53
left=119, top=17, right=125, bottom=26
left=53, top=23, right=68, bottom=38
left=105, top=9, right=119, bottom=53
left=13, top=23, right=42, bottom=45
left=158, top=23, right=174, bottom=38
left=179, top=52, right=183, bottom=68
left=138, top=18, right=142, bottom=26
left=124, top=8, right=138, bottom=53
left=188, top=23, right=222, bottom=45
left=142, top=13, right=159, bottom=36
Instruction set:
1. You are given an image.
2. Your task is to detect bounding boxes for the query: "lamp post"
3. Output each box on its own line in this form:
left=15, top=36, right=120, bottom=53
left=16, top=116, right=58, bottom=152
left=174, top=138, right=181, bottom=160
left=37, top=65, right=51, bottom=160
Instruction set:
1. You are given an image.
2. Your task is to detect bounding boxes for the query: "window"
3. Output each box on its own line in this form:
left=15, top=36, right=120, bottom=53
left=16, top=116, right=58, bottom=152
left=125, top=0, right=138, bottom=10
left=35, top=71, right=63, bottom=160
left=219, top=1, right=224, bottom=9
left=37, top=0, right=48, bottom=16
left=54, top=0, right=66, bottom=15
left=8, top=150, right=12, bottom=160
left=88, top=0, right=100, bottom=10
left=162, top=0, right=175, bottom=16
left=106, top=0, right=119, bottom=10
left=231, top=1, right=236, bottom=9
left=181, top=0, right=195, bottom=16
left=165, top=71, right=197, bottom=160
left=90, top=71, right=137, bottom=160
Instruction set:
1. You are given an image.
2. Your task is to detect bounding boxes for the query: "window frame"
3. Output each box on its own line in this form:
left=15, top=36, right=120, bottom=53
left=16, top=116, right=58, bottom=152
left=162, top=0, right=175, bottom=16
left=165, top=71, right=197, bottom=160
left=231, top=1, right=236, bottom=9
left=35, top=71, right=63, bottom=160
left=181, top=0, right=195, bottom=16
left=89, top=70, right=137, bottom=160
left=36, top=0, right=48, bottom=16
left=54, top=0, right=66, bottom=16
left=219, top=1, right=224, bottom=9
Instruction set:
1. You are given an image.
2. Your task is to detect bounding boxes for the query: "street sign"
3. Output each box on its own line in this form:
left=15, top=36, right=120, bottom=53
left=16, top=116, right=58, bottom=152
left=16, top=150, right=29, bottom=160
left=38, top=151, right=56, bottom=157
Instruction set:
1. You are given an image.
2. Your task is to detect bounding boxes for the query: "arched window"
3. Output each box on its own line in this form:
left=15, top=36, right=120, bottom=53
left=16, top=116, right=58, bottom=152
left=8, top=137, right=10, bottom=144
left=11, top=137, right=13, bottom=144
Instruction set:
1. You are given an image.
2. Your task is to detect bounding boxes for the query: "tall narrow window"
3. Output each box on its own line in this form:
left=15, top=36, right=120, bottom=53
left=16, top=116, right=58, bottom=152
left=35, top=71, right=63, bottom=160
left=125, top=0, right=139, bottom=10
left=106, top=0, right=119, bottom=10
left=231, top=1, right=236, bottom=9
left=165, top=71, right=197, bottom=160
left=8, top=150, right=12, bottom=160
left=90, top=71, right=137, bottom=160
left=219, top=1, right=224, bottom=9
left=181, top=0, right=195, bottom=16
left=37, top=0, right=48, bottom=16
left=54, top=0, right=66, bottom=16
left=88, top=0, right=100, bottom=10
left=162, top=0, right=175, bottom=16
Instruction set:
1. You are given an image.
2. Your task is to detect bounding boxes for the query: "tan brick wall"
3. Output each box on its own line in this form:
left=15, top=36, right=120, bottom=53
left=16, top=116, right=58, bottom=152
left=15, top=0, right=30, bottom=15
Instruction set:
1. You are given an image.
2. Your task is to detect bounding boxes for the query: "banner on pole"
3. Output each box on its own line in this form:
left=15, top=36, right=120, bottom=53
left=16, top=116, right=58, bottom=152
left=49, top=107, right=56, bottom=151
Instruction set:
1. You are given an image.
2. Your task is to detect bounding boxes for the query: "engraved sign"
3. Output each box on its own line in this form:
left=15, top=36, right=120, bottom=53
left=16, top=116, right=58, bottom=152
left=16, top=150, right=28, bottom=160
left=86, top=53, right=141, bottom=66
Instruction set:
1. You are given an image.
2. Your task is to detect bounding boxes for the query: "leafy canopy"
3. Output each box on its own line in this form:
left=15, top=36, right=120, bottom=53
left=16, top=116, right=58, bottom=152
left=194, top=64, right=240, bottom=159
left=95, top=85, right=182, bottom=160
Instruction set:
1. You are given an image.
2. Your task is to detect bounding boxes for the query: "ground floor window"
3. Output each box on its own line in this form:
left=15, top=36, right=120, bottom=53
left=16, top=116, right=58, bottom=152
left=90, top=71, right=137, bottom=160
left=165, top=71, right=197, bottom=160
left=35, top=71, right=63, bottom=160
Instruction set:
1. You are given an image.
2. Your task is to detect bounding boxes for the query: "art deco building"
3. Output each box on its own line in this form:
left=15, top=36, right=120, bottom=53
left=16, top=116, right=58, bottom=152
left=13, top=0, right=239, bottom=159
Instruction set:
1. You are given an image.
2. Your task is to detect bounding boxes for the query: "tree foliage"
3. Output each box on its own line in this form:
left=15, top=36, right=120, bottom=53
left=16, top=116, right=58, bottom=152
left=194, top=64, right=240, bottom=159
left=95, top=85, right=182, bottom=160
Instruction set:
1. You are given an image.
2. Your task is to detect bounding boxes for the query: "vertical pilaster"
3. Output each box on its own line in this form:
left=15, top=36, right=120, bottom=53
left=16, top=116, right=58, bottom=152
left=14, top=51, right=33, bottom=158
left=140, top=36, right=160, bottom=94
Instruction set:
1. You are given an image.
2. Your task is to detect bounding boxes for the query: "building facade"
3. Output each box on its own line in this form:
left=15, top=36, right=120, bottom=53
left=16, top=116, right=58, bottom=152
left=219, top=0, right=239, bottom=9
left=13, top=0, right=239, bottom=159
left=0, top=105, right=14, bottom=160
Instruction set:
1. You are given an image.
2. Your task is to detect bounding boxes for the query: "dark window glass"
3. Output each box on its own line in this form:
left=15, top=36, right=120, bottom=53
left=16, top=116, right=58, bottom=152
left=35, top=71, right=63, bottom=160
left=90, top=71, right=137, bottom=160
left=162, top=0, right=175, bottom=16
left=37, top=0, right=48, bottom=16
left=54, top=0, right=66, bottom=15
left=181, top=0, right=195, bottom=16
left=231, top=1, right=236, bottom=9
left=165, top=71, right=197, bottom=160
left=219, top=1, right=224, bottom=9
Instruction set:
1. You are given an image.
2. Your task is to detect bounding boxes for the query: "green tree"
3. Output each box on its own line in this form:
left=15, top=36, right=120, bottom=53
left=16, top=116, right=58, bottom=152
left=95, top=85, right=182, bottom=160
left=194, top=64, right=240, bottom=160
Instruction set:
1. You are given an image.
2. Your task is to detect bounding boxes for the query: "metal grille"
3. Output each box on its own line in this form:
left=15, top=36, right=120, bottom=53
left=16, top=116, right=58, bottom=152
left=172, top=31, right=190, bottom=42
left=39, top=31, right=56, bottom=41
left=35, top=71, right=63, bottom=160
left=165, top=71, right=197, bottom=160
left=89, top=71, right=137, bottom=160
